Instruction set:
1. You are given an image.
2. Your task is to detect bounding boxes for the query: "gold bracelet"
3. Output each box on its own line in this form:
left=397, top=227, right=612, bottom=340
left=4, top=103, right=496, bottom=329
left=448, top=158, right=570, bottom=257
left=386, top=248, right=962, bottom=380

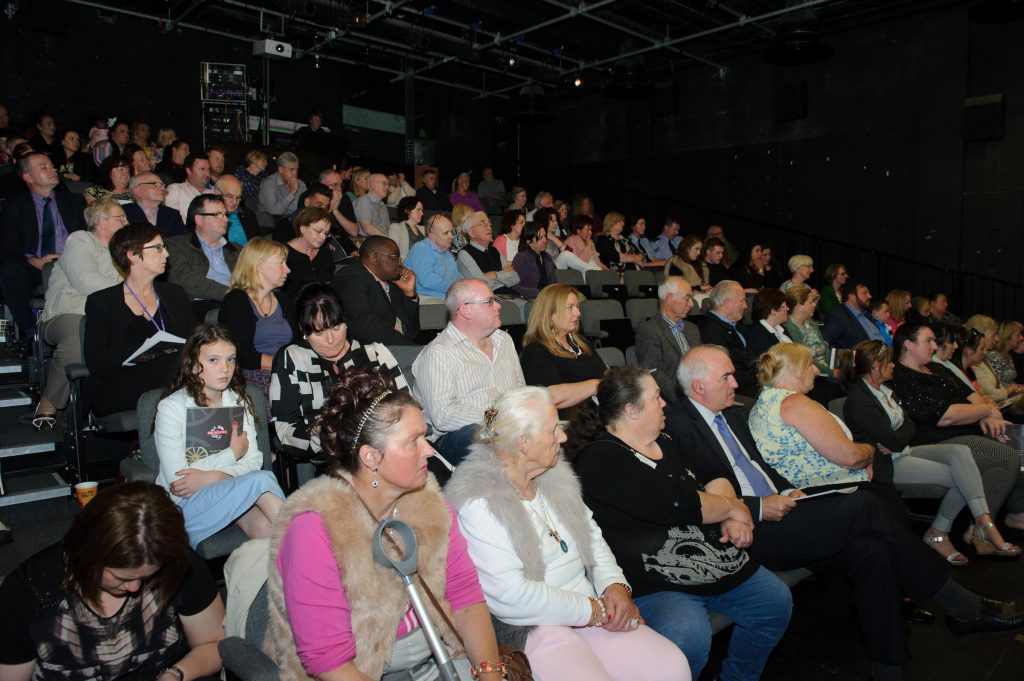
left=470, top=660, right=508, bottom=679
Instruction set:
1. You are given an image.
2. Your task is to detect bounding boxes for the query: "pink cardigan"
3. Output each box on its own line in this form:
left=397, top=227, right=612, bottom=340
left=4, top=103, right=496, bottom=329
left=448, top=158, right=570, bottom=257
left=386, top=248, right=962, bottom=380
left=277, top=503, right=484, bottom=675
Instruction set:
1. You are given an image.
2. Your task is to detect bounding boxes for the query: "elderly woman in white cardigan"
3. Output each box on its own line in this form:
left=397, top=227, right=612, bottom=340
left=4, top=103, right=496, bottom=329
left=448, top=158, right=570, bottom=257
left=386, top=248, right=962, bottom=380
left=446, top=387, right=690, bottom=681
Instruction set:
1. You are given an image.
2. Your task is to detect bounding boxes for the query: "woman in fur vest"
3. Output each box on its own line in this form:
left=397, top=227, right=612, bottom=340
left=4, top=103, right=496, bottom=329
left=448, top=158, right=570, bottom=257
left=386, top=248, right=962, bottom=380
left=446, top=386, right=690, bottom=681
left=266, top=368, right=504, bottom=680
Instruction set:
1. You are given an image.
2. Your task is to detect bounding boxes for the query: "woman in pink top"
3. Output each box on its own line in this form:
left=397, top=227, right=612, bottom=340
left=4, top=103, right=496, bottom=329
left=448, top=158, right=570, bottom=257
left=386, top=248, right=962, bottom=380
left=449, top=171, right=485, bottom=212
left=563, top=215, right=608, bottom=270
left=492, top=209, right=526, bottom=265
left=266, top=369, right=504, bottom=681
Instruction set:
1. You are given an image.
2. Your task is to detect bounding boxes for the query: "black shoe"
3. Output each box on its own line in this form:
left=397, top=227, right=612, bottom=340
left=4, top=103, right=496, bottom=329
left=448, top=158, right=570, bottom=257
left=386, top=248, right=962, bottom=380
left=902, top=602, right=935, bottom=625
left=946, top=597, right=1024, bottom=638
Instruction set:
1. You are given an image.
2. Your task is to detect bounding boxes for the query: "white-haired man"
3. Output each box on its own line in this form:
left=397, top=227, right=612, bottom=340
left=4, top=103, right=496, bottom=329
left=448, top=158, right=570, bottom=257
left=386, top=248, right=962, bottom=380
left=634, top=276, right=701, bottom=402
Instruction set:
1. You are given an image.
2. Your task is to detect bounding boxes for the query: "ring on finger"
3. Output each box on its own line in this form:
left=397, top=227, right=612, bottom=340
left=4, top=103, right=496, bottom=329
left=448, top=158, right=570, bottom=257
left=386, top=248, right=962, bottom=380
left=627, top=618, right=639, bottom=628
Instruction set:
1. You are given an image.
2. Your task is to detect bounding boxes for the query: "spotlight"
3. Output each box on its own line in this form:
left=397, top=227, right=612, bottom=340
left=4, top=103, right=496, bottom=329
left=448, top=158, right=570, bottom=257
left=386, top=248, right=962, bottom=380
left=351, top=12, right=365, bottom=27
left=314, top=54, right=320, bottom=69
left=573, top=75, right=583, bottom=88
left=508, top=55, right=517, bottom=67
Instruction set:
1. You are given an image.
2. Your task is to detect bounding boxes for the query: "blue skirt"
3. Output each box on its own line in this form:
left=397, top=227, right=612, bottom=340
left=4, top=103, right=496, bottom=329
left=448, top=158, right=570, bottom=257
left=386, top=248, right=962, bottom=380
left=179, top=470, right=284, bottom=548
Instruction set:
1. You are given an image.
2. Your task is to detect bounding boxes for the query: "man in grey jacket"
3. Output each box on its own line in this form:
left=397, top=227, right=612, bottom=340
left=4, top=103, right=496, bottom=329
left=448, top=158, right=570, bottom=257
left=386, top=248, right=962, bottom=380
left=634, top=276, right=701, bottom=403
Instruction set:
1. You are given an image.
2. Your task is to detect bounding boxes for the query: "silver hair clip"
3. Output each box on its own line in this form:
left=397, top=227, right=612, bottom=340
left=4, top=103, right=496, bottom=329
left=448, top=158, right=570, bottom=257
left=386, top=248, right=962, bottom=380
left=351, top=390, right=394, bottom=455
left=482, top=407, right=498, bottom=440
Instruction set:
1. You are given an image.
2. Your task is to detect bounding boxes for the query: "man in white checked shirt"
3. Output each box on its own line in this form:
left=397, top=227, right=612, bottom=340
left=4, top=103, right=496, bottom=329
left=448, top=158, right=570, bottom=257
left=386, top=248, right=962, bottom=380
left=412, top=279, right=525, bottom=465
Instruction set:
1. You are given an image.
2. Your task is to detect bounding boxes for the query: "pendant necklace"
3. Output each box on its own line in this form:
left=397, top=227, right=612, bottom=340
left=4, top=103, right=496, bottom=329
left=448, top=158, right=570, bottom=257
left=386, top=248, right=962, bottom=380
left=554, top=334, right=583, bottom=359
left=519, top=485, right=568, bottom=553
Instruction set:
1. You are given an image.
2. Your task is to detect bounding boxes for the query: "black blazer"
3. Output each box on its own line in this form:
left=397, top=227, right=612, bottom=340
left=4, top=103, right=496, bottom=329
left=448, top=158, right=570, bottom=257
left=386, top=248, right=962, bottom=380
left=664, top=398, right=794, bottom=525
left=745, top=320, right=786, bottom=357
left=332, top=263, right=420, bottom=346
left=823, top=303, right=870, bottom=349
left=843, top=379, right=915, bottom=486
left=0, top=191, right=86, bottom=262
left=218, top=288, right=300, bottom=370
left=699, top=313, right=758, bottom=396
left=123, top=202, right=186, bottom=237
left=236, top=205, right=264, bottom=241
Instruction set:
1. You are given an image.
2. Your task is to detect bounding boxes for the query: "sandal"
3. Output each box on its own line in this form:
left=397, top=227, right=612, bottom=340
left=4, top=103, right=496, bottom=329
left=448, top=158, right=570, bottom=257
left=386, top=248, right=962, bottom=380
left=968, top=522, right=1021, bottom=558
left=923, top=531, right=969, bottom=566
left=31, top=412, right=57, bottom=431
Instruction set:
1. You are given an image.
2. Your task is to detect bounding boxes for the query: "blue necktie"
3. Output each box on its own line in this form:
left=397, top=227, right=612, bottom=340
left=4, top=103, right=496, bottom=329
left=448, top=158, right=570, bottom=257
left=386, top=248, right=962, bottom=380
left=713, top=414, right=774, bottom=497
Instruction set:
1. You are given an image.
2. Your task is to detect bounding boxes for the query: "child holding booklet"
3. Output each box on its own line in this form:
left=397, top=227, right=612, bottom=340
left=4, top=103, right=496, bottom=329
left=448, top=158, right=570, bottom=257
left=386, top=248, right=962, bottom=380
left=155, top=323, right=285, bottom=548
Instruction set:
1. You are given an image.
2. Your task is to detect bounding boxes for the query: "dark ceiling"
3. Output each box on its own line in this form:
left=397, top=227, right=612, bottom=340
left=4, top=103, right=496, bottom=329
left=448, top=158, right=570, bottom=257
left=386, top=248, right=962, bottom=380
left=64, top=0, right=970, bottom=98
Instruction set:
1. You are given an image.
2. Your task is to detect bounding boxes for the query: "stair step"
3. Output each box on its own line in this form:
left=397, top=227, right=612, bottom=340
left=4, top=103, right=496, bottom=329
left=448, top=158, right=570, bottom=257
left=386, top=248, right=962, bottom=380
left=0, top=387, right=32, bottom=408
left=0, top=471, right=70, bottom=507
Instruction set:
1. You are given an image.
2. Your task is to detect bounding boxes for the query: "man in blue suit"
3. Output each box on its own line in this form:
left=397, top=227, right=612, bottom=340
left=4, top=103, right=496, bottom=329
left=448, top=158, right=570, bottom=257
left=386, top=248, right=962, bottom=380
left=823, top=280, right=882, bottom=348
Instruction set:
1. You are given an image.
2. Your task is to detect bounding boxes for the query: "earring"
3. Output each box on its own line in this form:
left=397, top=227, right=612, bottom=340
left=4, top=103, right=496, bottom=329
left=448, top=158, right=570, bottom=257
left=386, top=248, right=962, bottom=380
left=371, top=468, right=379, bottom=488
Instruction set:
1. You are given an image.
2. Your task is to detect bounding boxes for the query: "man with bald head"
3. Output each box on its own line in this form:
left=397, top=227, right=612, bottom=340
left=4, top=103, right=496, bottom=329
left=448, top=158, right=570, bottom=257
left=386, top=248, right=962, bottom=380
left=331, top=235, right=420, bottom=346
left=412, top=278, right=525, bottom=463
left=216, top=174, right=261, bottom=245
left=124, top=172, right=185, bottom=236
left=635, top=276, right=701, bottom=402
left=354, top=172, right=390, bottom=237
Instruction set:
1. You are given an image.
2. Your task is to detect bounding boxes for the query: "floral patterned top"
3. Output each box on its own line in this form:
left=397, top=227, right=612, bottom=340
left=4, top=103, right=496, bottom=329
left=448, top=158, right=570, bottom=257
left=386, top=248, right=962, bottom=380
left=985, top=351, right=1017, bottom=386
left=783, top=319, right=831, bottom=374
left=748, top=386, right=868, bottom=489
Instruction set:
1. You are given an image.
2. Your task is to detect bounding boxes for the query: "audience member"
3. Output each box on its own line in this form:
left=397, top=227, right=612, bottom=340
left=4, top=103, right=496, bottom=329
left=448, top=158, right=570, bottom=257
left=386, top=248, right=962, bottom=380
left=476, top=165, right=506, bottom=213
left=456, top=211, right=519, bottom=294
left=526, top=189, right=553, bottom=220
left=562, top=215, right=606, bottom=270
left=885, top=289, right=912, bottom=335
left=702, top=236, right=730, bottom=285
left=205, top=146, right=225, bottom=183
left=965, top=314, right=999, bottom=352
left=272, top=183, right=330, bottom=242
left=54, top=128, right=93, bottom=183
left=385, top=170, right=415, bottom=206
left=823, top=280, right=882, bottom=348
left=568, top=366, right=792, bottom=680
left=0, top=151, right=86, bottom=337
left=216, top=174, right=261, bottom=246
left=218, top=238, right=297, bottom=397
left=153, top=127, right=177, bottom=163
left=782, top=285, right=832, bottom=374
left=511, top=221, right=557, bottom=300
left=154, top=138, right=189, bottom=183
left=232, top=148, right=269, bottom=197
left=506, top=186, right=528, bottom=212
left=868, top=298, right=895, bottom=345
left=23, top=198, right=125, bottom=430
left=258, top=151, right=305, bottom=216
left=446, top=387, right=690, bottom=681
left=538, top=207, right=598, bottom=272
left=165, top=194, right=241, bottom=316
left=929, top=291, right=962, bottom=325
left=736, top=244, right=769, bottom=290
left=625, top=215, right=658, bottom=264
left=663, top=235, right=706, bottom=288
left=267, top=368, right=502, bottom=681
left=29, top=111, right=60, bottom=159
left=331, top=235, right=420, bottom=346
left=490, top=210, right=523, bottom=265
left=451, top=171, right=485, bottom=212
left=746, top=288, right=793, bottom=356
left=317, top=167, right=359, bottom=241
left=405, top=213, right=460, bottom=300
left=353, top=172, right=390, bottom=237
left=596, top=212, right=644, bottom=271
left=124, top=172, right=185, bottom=236
left=645, top=213, right=682, bottom=260
left=164, top=154, right=213, bottom=222
left=84, top=155, right=132, bottom=205
left=154, top=323, right=285, bottom=547
left=415, top=167, right=451, bottom=212
left=705, top=224, right=737, bottom=268
left=387, top=196, right=426, bottom=258
left=282, top=207, right=334, bottom=296
left=83, top=224, right=197, bottom=417
left=292, top=110, right=330, bottom=151
left=130, top=121, right=155, bottom=160
left=91, top=119, right=129, bottom=167
left=701, top=280, right=758, bottom=396
left=635, top=276, right=701, bottom=403
left=818, top=263, right=848, bottom=317
left=340, top=167, right=368, bottom=231
left=0, top=482, right=225, bottom=681
left=986, top=321, right=1024, bottom=390
left=780, top=254, right=813, bottom=293
left=412, top=278, right=525, bottom=463
left=125, top=145, right=152, bottom=176
left=270, top=285, right=408, bottom=464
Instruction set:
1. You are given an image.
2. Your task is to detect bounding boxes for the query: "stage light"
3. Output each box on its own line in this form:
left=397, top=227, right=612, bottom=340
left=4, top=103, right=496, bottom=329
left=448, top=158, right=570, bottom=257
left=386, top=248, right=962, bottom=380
left=573, top=75, right=583, bottom=88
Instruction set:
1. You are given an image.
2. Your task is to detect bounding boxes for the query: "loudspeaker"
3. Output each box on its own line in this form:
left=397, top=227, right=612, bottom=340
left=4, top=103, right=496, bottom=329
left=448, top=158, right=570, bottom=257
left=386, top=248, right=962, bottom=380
left=963, top=94, right=1004, bottom=141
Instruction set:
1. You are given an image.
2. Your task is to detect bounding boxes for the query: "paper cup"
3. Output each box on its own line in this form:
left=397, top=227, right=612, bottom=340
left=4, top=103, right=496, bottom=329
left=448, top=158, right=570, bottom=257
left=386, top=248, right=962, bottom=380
left=74, top=481, right=99, bottom=508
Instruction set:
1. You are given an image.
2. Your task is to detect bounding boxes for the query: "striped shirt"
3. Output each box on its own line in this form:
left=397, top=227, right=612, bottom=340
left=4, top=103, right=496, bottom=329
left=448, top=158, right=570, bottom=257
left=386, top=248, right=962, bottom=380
left=412, top=323, right=525, bottom=439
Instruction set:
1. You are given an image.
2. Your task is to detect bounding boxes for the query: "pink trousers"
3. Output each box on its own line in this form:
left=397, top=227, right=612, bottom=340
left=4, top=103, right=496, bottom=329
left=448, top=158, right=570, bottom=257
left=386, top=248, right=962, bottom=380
left=523, top=624, right=691, bottom=681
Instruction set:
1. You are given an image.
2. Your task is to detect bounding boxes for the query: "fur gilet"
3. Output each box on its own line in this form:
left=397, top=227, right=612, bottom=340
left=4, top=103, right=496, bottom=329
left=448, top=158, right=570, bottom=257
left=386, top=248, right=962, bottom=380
left=445, top=443, right=601, bottom=647
left=265, top=473, right=462, bottom=680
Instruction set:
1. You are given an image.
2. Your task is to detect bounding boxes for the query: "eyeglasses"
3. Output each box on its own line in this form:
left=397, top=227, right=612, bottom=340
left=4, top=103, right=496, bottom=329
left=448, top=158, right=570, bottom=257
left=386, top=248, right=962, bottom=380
left=464, top=297, right=499, bottom=307
left=197, top=211, right=228, bottom=218
left=141, top=243, right=167, bottom=252
left=104, top=214, right=129, bottom=222
left=138, top=181, right=166, bottom=188
left=221, top=193, right=242, bottom=201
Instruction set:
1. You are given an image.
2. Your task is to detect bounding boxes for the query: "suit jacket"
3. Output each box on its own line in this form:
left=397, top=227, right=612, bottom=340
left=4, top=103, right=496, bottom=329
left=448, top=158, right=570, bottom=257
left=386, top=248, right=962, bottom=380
left=700, top=312, right=758, bottom=396
left=164, top=232, right=242, bottom=301
left=332, top=263, right=420, bottom=346
left=0, top=191, right=86, bottom=262
left=664, top=398, right=794, bottom=525
left=123, top=202, right=186, bottom=237
left=746, top=320, right=787, bottom=357
left=823, top=303, right=870, bottom=349
left=634, top=315, right=701, bottom=403
left=843, top=379, right=913, bottom=486
left=236, top=205, right=264, bottom=241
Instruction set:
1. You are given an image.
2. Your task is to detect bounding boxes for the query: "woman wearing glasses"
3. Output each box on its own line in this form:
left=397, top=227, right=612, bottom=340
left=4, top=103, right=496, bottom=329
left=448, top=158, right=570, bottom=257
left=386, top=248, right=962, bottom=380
left=84, top=155, right=133, bottom=205
left=282, top=207, right=335, bottom=296
left=83, top=224, right=197, bottom=417
left=387, top=196, right=426, bottom=259
left=23, top=199, right=126, bottom=430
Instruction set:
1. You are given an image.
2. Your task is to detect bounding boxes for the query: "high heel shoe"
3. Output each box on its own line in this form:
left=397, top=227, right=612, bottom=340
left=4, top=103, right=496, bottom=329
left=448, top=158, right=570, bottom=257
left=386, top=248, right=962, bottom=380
left=923, top=531, right=969, bottom=566
left=968, top=522, right=1021, bottom=558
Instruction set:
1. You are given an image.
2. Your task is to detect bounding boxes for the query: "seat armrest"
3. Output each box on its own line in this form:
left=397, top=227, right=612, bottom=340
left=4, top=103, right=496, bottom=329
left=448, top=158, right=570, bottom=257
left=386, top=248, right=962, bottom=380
left=66, top=363, right=90, bottom=380
left=219, top=637, right=279, bottom=681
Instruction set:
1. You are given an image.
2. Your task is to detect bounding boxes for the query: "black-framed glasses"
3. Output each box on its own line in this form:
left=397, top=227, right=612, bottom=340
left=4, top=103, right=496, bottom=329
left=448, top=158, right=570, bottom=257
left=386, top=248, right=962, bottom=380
left=197, top=211, right=228, bottom=218
left=141, top=243, right=167, bottom=252
left=138, top=181, right=166, bottom=188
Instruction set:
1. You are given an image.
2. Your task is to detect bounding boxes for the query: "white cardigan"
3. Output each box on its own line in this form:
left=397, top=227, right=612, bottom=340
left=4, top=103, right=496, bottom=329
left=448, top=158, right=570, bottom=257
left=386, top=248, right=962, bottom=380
left=154, top=388, right=263, bottom=502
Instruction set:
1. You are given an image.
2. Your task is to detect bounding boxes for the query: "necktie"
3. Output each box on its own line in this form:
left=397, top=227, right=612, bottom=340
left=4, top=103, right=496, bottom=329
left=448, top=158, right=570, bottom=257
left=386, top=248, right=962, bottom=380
left=734, top=324, right=747, bottom=348
left=668, top=319, right=689, bottom=354
left=380, top=281, right=403, bottom=333
left=40, top=197, right=56, bottom=255
left=713, top=414, right=774, bottom=496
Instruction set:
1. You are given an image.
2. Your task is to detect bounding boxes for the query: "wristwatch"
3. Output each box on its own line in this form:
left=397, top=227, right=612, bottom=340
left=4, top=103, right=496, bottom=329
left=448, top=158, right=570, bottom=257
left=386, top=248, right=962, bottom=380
left=158, top=665, right=184, bottom=681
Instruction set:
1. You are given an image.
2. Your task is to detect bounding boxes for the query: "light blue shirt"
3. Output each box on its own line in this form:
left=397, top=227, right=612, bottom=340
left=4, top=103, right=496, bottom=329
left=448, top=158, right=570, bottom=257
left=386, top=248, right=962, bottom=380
left=648, top=234, right=682, bottom=260
left=845, top=303, right=883, bottom=341
left=199, top=236, right=232, bottom=287
left=406, top=238, right=460, bottom=299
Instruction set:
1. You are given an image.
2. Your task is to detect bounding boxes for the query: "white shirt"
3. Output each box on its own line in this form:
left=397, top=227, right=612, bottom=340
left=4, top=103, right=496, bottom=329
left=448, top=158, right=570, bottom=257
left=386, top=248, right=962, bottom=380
left=862, top=379, right=910, bottom=458
left=164, top=182, right=214, bottom=223
left=412, top=323, right=525, bottom=438
left=759, top=319, right=793, bottom=344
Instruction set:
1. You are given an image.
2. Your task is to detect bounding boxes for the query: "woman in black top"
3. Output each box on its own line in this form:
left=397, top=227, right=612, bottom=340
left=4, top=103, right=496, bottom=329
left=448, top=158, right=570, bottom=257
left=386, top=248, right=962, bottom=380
left=283, top=207, right=335, bottom=296
left=55, top=128, right=93, bottom=183
left=520, top=285, right=606, bottom=417
left=84, top=224, right=197, bottom=416
left=595, top=211, right=644, bottom=272
left=566, top=366, right=792, bottom=680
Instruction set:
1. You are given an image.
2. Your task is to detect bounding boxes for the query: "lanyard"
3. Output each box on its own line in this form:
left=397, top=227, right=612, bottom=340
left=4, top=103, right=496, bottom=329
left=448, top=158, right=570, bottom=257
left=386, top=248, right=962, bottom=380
left=124, top=282, right=166, bottom=333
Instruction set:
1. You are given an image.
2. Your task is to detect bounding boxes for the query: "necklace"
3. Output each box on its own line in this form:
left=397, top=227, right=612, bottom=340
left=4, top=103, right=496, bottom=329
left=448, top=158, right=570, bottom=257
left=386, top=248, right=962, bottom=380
left=511, top=480, right=568, bottom=553
left=554, top=334, right=582, bottom=359
left=124, top=282, right=165, bottom=333
left=250, top=293, right=273, bottom=317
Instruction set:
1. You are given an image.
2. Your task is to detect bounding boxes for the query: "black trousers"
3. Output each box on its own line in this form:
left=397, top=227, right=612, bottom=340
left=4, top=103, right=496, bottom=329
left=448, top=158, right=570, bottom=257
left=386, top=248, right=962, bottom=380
left=748, top=490, right=951, bottom=665
left=0, top=257, right=43, bottom=333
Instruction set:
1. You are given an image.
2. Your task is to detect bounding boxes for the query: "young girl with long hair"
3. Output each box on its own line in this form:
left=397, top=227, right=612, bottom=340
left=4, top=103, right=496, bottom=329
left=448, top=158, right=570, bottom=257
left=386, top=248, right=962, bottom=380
left=154, top=323, right=285, bottom=548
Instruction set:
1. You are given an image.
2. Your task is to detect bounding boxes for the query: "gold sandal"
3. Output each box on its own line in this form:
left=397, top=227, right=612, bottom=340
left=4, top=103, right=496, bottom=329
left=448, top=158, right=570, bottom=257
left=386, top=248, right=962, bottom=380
left=923, top=532, right=969, bottom=566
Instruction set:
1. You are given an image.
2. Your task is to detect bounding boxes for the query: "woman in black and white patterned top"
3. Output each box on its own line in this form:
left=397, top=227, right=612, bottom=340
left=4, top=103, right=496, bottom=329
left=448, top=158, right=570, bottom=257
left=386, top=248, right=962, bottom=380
left=269, top=285, right=407, bottom=464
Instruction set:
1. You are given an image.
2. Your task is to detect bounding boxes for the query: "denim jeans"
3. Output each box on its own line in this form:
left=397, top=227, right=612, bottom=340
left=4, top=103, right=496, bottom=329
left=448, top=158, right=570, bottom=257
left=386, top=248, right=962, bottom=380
left=432, top=423, right=478, bottom=467
left=633, top=566, right=792, bottom=681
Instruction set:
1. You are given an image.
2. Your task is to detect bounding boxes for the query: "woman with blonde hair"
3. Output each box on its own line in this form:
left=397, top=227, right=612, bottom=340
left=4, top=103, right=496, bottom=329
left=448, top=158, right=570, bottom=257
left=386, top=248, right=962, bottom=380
left=595, top=211, right=644, bottom=271
left=232, top=148, right=270, bottom=197
left=782, top=285, right=832, bottom=374
left=520, top=284, right=606, bottom=415
left=885, top=289, right=912, bottom=335
left=218, top=237, right=298, bottom=397
left=965, top=314, right=999, bottom=352
left=986, top=320, right=1024, bottom=387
